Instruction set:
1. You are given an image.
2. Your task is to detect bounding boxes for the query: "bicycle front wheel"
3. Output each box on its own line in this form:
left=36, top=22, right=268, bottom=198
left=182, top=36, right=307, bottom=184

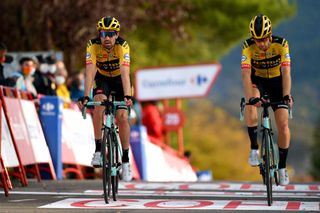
left=269, top=134, right=279, bottom=186
left=102, top=128, right=112, bottom=204
left=111, top=131, right=119, bottom=201
left=263, top=129, right=273, bottom=206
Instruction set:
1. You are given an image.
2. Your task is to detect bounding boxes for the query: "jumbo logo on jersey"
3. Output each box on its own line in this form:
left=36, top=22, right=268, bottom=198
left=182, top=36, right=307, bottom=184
left=251, top=55, right=281, bottom=69
left=97, top=59, right=120, bottom=71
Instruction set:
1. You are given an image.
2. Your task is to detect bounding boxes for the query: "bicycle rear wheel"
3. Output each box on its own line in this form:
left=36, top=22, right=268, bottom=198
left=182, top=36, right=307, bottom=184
left=102, top=129, right=112, bottom=204
left=263, top=129, right=273, bottom=206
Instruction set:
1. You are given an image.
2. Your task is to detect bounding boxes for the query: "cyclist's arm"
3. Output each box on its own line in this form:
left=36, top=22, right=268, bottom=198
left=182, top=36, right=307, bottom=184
left=281, top=39, right=291, bottom=97
left=120, top=66, right=131, bottom=95
left=241, top=43, right=254, bottom=101
left=242, top=67, right=254, bottom=100
left=119, top=41, right=132, bottom=99
left=84, top=63, right=97, bottom=97
left=84, top=41, right=97, bottom=98
left=281, top=65, right=291, bottom=97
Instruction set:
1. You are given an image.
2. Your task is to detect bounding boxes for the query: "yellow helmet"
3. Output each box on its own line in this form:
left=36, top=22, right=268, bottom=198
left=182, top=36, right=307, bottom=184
left=249, top=14, right=272, bottom=39
left=97, top=16, right=120, bottom=32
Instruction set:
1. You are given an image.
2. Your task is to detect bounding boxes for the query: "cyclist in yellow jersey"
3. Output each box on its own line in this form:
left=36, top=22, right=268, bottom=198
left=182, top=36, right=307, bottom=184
left=241, top=14, right=293, bottom=185
left=77, top=16, right=133, bottom=181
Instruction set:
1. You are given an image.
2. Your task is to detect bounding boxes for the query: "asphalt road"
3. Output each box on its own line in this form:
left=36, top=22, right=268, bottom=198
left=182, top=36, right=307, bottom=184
left=0, top=179, right=319, bottom=212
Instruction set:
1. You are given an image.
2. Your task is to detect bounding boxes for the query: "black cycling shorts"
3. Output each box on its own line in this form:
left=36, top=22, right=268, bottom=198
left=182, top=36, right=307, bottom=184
left=93, top=71, right=124, bottom=101
left=251, top=75, right=288, bottom=111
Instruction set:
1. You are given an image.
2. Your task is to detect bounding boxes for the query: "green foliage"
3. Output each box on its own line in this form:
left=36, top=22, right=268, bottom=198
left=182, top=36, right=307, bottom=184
left=184, top=99, right=260, bottom=181
left=0, top=0, right=295, bottom=180
left=0, top=0, right=295, bottom=73
left=129, top=0, right=295, bottom=71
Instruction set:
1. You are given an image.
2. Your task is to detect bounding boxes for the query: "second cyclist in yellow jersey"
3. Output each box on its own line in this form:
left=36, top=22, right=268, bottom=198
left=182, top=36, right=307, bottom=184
left=241, top=14, right=293, bottom=186
left=241, top=35, right=291, bottom=78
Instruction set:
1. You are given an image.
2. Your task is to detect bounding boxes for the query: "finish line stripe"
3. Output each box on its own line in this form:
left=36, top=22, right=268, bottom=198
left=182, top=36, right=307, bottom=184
left=38, top=198, right=320, bottom=211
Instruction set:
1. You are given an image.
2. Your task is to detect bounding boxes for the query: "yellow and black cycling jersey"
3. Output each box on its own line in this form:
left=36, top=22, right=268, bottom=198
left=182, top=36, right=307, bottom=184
left=241, top=36, right=290, bottom=78
left=86, top=36, right=130, bottom=77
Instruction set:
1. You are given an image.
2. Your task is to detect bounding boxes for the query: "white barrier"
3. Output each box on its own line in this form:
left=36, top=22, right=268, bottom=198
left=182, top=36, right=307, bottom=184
left=62, top=108, right=95, bottom=167
left=131, top=126, right=197, bottom=181
left=1, top=108, right=19, bottom=168
left=144, top=141, right=197, bottom=181
left=20, top=100, right=55, bottom=166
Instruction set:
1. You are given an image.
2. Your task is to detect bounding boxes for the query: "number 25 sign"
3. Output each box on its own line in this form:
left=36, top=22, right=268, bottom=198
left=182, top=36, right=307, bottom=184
left=162, top=108, right=185, bottom=131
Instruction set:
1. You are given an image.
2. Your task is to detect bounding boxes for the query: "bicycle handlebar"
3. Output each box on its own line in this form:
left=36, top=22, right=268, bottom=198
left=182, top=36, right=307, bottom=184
left=239, top=97, right=293, bottom=121
left=81, top=100, right=127, bottom=119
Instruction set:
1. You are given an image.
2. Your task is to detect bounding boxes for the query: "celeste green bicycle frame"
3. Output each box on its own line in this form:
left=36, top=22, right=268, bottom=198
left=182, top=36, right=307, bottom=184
left=82, top=96, right=126, bottom=204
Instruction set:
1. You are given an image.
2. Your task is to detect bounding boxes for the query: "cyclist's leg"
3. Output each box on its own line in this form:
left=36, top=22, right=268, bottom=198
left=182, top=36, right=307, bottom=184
left=245, top=85, right=260, bottom=166
left=270, top=78, right=290, bottom=165
left=92, top=74, right=110, bottom=140
left=91, top=73, right=109, bottom=166
left=93, top=94, right=107, bottom=139
left=112, top=76, right=130, bottom=154
left=116, top=109, right=130, bottom=150
left=274, top=107, right=290, bottom=182
left=274, top=108, right=290, bottom=149
left=270, top=79, right=290, bottom=185
left=113, top=77, right=132, bottom=181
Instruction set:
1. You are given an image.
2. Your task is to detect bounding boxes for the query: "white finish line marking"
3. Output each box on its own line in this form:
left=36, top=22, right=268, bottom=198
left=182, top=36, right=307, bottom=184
left=84, top=190, right=320, bottom=199
left=121, top=182, right=320, bottom=192
left=39, top=198, right=320, bottom=211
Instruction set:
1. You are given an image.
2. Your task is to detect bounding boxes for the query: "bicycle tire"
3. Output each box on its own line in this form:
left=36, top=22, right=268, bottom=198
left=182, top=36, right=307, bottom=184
left=102, top=128, right=112, bottom=204
left=111, top=131, right=118, bottom=201
left=260, top=130, right=266, bottom=185
left=264, top=129, right=273, bottom=206
left=269, top=134, right=279, bottom=186
left=107, top=131, right=113, bottom=198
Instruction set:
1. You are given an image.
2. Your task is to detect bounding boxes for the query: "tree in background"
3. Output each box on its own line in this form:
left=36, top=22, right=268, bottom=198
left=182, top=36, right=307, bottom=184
left=0, top=0, right=295, bottom=74
left=0, top=0, right=296, bottom=180
left=311, top=117, right=320, bottom=180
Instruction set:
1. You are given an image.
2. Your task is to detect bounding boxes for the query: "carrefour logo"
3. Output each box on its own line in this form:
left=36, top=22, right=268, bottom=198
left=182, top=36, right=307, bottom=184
left=191, top=75, right=208, bottom=86
left=142, top=79, right=186, bottom=88
left=41, top=102, right=56, bottom=116
left=42, top=102, right=55, bottom=111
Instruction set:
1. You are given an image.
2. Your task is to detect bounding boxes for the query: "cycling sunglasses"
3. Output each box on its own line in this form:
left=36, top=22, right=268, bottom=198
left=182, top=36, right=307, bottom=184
left=100, top=31, right=117, bottom=38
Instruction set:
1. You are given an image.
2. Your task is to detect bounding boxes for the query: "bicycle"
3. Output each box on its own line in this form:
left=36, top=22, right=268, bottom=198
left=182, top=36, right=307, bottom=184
left=82, top=92, right=127, bottom=204
left=240, top=94, right=292, bottom=206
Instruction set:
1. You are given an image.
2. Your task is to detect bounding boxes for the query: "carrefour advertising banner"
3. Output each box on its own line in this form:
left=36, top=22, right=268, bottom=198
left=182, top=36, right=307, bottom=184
left=135, top=64, right=221, bottom=101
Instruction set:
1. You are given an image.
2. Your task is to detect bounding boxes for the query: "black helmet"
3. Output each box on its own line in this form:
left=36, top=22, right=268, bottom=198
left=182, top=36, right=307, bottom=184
left=97, top=16, right=120, bottom=32
left=249, top=14, right=272, bottom=39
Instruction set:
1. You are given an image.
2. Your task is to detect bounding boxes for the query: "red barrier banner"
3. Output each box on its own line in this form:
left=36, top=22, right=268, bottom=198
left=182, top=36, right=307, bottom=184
left=0, top=100, right=10, bottom=196
left=4, top=96, right=36, bottom=166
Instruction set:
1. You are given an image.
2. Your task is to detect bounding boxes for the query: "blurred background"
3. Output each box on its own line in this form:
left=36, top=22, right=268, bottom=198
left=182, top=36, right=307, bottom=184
left=0, top=0, right=319, bottom=182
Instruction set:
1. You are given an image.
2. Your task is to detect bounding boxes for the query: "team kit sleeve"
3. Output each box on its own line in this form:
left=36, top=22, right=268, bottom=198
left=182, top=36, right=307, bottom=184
left=241, top=41, right=251, bottom=69
left=120, top=41, right=130, bottom=67
left=86, top=40, right=96, bottom=65
left=281, top=39, right=291, bottom=67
